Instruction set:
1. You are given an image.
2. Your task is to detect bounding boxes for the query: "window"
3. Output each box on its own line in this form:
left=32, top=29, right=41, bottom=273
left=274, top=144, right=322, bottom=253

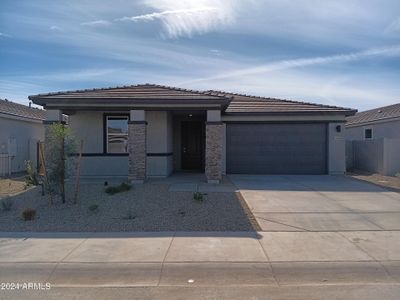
left=364, top=128, right=372, bottom=139
left=106, top=116, right=128, bottom=153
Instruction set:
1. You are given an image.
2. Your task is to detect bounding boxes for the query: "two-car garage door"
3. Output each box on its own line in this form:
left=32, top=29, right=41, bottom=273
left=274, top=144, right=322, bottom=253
left=226, top=123, right=327, bottom=174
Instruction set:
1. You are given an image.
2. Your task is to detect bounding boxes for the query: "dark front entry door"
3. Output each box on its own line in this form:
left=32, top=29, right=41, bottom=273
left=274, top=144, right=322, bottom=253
left=181, top=121, right=204, bottom=170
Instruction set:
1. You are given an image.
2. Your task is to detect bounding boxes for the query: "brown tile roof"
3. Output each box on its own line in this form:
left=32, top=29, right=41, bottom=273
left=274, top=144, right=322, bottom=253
left=209, top=91, right=356, bottom=115
left=0, top=98, right=46, bottom=121
left=29, top=84, right=356, bottom=115
left=29, top=84, right=229, bottom=101
left=346, top=102, right=400, bottom=126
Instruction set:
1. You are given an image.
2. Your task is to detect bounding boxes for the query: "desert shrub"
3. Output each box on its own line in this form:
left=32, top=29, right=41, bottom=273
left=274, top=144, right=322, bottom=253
left=45, top=123, right=77, bottom=203
left=88, top=204, right=99, bottom=213
left=25, top=160, right=38, bottom=186
left=193, top=192, right=206, bottom=202
left=1, top=198, right=12, bottom=211
left=105, top=182, right=132, bottom=195
left=22, top=208, right=36, bottom=221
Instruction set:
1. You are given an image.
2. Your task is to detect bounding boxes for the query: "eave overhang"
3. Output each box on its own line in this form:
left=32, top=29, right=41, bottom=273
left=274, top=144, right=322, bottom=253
left=28, top=96, right=232, bottom=112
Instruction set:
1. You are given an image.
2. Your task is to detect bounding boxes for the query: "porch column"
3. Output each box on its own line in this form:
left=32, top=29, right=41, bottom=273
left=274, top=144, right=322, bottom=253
left=205, top=110, right=223, bottom=184
left=128, top=110, right=147, bottom=183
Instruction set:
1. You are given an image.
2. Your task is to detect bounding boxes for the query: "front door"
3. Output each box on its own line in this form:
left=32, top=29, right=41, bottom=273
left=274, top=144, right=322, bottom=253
left=181, top=121, right=204, bottom=170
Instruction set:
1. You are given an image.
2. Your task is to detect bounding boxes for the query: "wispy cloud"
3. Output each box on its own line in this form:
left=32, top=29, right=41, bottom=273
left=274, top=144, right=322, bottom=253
left=116, top=7, right=217, bottom=22
left=0, top=32, right=12, bottom=38
left=210, top=49, right=223, bottom=56
left=49, top=25, right=63, bottom=31
left=77, top=1, right=237, bottom=38
left=80, top=20, right=111, bottom=27
left=185, top=45, right=400, bottom=84
left=118, top=0, right=237, bottom=38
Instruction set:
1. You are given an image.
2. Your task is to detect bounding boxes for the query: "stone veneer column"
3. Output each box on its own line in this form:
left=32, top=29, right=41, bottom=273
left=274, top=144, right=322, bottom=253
left=128, top=110, right=147, bottom=183
left=205, top=121, right=224, bottom=184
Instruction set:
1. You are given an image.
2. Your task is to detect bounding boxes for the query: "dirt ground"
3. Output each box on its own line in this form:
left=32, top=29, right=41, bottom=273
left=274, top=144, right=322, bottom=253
left=0, top=175, right=28, bottom=199
left=348, top=171, right=400, bottom=193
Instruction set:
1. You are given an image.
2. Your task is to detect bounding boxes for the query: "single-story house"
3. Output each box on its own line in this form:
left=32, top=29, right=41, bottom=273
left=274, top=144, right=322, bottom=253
left=29, top=84, right=356, bottom=183
left=346, top=103, right=400, bottom=176
left=346, top=103, right=400, bottom=140
left=0, top=99, right=45, bottom=176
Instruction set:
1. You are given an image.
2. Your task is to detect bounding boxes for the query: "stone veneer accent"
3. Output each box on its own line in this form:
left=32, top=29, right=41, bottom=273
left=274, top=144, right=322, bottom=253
left=128, top=121, right=147, bottom=182
left=205, top=122, right=224, bottom=183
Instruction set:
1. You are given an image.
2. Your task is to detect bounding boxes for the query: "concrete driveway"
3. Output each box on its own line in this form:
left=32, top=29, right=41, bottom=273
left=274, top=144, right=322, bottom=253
left=229, top=175, right=400, bottom=232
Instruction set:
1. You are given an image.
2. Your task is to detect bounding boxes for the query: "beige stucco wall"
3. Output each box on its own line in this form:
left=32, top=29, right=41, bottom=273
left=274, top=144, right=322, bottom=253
left=0, top=115, right=44, bottom=174
left=328, top=122, right=346, bottom=174
left=68, top=111, right=104, bottom=153
left=146, top=111, right=173, bottom=177
left=384, top=138, right=400, bottom=176
left=346, top=119, right=400, bottom=141
left=67, top=110, right=173, bottom=177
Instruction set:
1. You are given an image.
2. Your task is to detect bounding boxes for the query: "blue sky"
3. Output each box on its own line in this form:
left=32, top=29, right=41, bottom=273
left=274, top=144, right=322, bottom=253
left=0, top=0, right=399, bottom=111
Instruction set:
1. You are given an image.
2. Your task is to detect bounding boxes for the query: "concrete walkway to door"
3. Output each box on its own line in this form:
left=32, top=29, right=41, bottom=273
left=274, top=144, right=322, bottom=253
left=229, top=174, right=400, bottom=232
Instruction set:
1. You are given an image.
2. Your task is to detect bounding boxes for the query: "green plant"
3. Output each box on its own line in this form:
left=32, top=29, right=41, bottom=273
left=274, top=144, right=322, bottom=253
left=396, top=172, right=400, bottom=178
left=45, top=123, right=78, bottom=204
left=22, top=208, right=36, bottom=221
left=193, top=192, right=206, bottom=202
left=105, top=182, right=132, bottom=195
left=25, top=160, right=39, bottom=186
left=88, top=204, right=99, bottom=214
left=1, top=198, right=12, bottom=211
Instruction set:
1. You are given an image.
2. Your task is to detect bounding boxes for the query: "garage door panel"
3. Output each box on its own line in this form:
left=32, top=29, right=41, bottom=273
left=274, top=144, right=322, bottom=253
left=226, top=123, right=327, bottom=174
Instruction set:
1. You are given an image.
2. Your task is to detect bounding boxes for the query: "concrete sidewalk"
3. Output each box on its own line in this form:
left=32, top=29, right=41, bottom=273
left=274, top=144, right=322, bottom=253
left=0, top=231, right=399, bottom=287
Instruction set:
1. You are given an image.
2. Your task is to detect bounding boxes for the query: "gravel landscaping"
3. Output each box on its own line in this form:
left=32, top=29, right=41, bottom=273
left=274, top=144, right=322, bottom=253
left=0, top=181, right=259, bottom=232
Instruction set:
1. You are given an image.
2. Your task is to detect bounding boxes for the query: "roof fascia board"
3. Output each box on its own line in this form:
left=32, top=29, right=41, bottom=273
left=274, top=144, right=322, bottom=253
left=45, top=104, right=222, bottom=111
left=222, top=113, right=346, bottom=122
left=223, top=110, right=352, bottom=116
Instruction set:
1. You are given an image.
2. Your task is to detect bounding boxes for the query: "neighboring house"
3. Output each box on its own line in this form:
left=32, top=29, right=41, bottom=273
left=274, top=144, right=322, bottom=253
left=346, top=103, right=400, bottom=176
left=29, top=84, right=355, bottom=183
left=346, top=103, right=400, bottom=140
left=0, top=99, right=45, bottom=176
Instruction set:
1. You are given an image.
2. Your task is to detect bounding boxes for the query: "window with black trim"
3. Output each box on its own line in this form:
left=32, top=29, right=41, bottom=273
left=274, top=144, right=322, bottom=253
left=106, top=116, right=128, bottom=153
left=364, top=128, right=372, bottom=139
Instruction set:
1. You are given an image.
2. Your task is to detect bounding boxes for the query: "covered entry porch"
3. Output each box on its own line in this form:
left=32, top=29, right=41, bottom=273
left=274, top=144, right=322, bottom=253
left=128, top=109, right=225, bottom=183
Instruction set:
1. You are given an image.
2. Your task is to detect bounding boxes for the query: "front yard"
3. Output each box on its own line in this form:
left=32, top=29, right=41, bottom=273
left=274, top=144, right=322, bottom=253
left=0, top=175, right=28, bottom=198
left=0, top=180, right=259, bottom=232
left=348, top=171, right=400, bottom=193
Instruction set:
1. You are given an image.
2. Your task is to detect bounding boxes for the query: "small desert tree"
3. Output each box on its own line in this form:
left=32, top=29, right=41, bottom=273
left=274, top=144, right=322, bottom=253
left=45, top=123, right=77, bottom=203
